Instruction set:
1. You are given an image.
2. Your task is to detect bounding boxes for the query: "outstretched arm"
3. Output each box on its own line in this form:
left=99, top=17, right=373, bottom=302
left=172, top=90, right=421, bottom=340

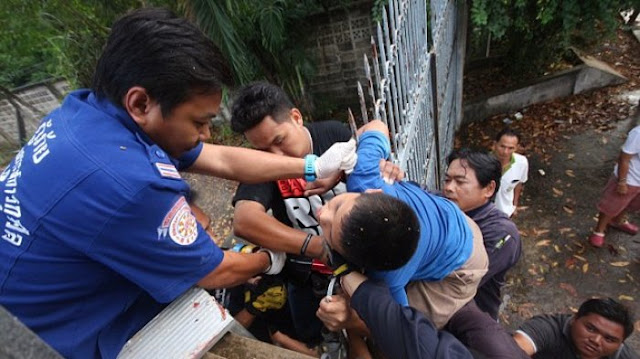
left=356, top=119, right=389, bottom=138
left=347, top=120, right=393, bottom=193
left=187, top=141, right=356, bottom=183
left=188, top=144, right=306, bottom=183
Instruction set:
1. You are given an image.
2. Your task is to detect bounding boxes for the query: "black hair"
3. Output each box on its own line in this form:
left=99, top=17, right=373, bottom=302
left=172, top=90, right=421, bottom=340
left=91, top=7, right=233, bottom=116
left=230, top=81, right=294, bottom=133
left=576, top=298, right=635, bottom=339
left=495, top=127, right=521, bottom=143
left=340, top=192, right=420, bottom=271
left=447, top=149, right=502, bottom=198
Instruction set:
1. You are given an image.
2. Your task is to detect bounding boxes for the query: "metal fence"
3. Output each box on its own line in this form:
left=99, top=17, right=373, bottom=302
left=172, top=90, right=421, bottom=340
left=0, top=80, right=70, bottom=146
left=356, top=0, right=466, bottom=189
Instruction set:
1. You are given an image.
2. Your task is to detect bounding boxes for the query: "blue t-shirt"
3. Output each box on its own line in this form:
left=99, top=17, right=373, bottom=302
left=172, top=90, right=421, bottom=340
left=347, top=131, right=472, bottom=305
left=0, top=90, right=223, bottom=358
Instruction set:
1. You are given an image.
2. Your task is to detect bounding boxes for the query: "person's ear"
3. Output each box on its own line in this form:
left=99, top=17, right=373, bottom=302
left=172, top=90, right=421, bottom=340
left=290, top=108, right=303, bottom=126
left=483, top=180, right=497, bottom=200
left=123, top=86, right=157, bottom=127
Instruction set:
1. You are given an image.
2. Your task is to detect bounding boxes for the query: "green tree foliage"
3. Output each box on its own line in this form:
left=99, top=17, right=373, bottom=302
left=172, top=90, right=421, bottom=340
left=468, top=0, right=640, bottom=77
left=179, top=0, right=327, bottom=106
left=0, top=0, right=175, bottom=89
left=0, top=2, right=56, bottom=87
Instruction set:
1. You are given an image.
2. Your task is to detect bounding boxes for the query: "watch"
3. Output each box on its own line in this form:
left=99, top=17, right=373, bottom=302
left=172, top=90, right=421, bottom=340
left=304, top=154, right=318, bottom=182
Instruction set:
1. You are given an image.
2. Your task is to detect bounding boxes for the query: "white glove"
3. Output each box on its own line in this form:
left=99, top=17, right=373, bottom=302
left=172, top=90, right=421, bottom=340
left=315, top=138, right=358, bottom=178
left=259, top=248, right=286, bottom=275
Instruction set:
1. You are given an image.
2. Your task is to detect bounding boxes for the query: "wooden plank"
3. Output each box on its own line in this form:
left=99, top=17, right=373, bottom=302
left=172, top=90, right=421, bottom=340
left=202, top=353, right=226, bottom=359
left=209, top=332, right=316, bottom=359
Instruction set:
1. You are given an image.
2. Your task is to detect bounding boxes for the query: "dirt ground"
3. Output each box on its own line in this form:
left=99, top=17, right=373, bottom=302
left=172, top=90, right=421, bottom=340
left=456, top=27, right=640, bottom=349
left=498, top=112, right=640, bottom=349
left=186, top=27, right=640, bottom=351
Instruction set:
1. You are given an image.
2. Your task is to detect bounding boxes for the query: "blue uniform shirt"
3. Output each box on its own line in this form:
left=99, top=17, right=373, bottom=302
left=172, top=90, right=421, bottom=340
left=0, top=90, right=223, bottom=358
left=347, top=131, right=472, bottom=306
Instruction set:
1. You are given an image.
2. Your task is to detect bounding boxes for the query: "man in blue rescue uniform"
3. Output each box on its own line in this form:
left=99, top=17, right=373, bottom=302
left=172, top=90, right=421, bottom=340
left=0, top=8, right=356, bottom=359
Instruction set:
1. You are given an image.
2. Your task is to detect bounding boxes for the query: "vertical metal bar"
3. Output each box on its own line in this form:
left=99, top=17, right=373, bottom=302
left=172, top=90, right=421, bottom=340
left=392, top=0, right=406, bottom=134
left=357, top=82, right=369, bottom=124
left=381, top=7, right=400, bottom=155
left=429, top=49, right=441, bottom=190
left=364, top=54, right=376, bottom=118
left=377, top=12, right=393, bottom=143
left=371, top=35, right=384, bottom=122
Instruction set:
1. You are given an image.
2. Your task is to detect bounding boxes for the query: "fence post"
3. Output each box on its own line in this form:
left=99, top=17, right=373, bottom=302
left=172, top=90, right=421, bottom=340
left=429, top=50, right=442, bottom=188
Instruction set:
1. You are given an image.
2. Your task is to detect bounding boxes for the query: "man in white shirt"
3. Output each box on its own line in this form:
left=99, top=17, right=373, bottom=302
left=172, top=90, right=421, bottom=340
left=493, top=128, right=528, bottom=217
left=589, top=125, right=640, bottom=248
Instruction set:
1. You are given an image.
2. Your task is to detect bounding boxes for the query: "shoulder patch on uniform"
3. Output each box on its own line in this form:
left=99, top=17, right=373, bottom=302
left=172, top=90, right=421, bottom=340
left=158, top=196, right=198, bottom=245
left=155, top=162, right=181, bottom=179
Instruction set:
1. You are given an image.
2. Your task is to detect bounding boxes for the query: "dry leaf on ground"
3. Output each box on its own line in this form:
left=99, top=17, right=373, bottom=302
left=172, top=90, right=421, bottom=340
left=559, top=282, right=578, bottom=297
left=610, top=261, right=630, bottom=267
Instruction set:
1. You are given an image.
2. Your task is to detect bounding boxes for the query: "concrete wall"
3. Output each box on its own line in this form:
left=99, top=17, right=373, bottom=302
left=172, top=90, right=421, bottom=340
left=462, top=57, right=627, bottom=124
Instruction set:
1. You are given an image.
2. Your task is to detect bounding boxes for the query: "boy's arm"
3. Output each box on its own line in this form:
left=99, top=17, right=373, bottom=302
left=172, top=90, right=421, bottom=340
left=347, top=120, right=393, bottom=193
left=356, top=119, right=390, bottom=139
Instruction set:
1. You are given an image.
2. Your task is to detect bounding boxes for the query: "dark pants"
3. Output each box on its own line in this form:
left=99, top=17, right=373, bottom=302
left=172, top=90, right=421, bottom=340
left=446, top=301, right=529, bottom=359
left=287, top=281, right=324, bottom=346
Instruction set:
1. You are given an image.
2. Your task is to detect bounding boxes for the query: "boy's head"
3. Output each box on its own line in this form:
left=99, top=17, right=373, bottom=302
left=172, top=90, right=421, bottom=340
left=444, top=149, right=501, bottom=212
left=231, top=82, right=311, bottom=158
left=91, top=8, right=233, bottom=158
left=317, top=192, right=420, bottom=271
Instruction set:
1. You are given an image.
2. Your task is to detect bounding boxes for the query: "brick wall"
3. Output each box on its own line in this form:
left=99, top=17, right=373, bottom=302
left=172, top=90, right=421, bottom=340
left=305, top=1, right=375, bottom=118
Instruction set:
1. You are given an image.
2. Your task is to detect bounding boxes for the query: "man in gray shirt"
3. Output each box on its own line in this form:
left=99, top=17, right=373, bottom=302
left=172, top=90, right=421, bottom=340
left=514, top=298, right=638, bottom=359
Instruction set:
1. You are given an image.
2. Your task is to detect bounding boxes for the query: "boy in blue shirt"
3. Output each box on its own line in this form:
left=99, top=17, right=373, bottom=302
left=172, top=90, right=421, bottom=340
left=317, top=120, right=488, bottom=330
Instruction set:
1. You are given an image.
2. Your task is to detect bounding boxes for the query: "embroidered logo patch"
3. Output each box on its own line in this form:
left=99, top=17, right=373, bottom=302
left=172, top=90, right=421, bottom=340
left=155, top=162, right=181, bottom=179
left=158, top=197, right=198, bottom=245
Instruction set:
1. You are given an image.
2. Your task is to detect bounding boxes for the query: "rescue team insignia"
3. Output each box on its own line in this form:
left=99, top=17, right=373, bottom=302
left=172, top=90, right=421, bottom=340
left=158, top=196, right=198, bottom=245
left=155, top=162, right=181, bottom=179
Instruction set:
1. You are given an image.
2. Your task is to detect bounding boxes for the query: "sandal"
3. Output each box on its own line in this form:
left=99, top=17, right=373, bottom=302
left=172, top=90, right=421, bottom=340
left=608, top=221, right=639, bottom=235
left=588, top=233, right=605, bottom=248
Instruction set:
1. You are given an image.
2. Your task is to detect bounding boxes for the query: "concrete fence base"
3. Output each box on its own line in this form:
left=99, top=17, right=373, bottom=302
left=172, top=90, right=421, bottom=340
left=462, top=51, right=627, bottom=124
